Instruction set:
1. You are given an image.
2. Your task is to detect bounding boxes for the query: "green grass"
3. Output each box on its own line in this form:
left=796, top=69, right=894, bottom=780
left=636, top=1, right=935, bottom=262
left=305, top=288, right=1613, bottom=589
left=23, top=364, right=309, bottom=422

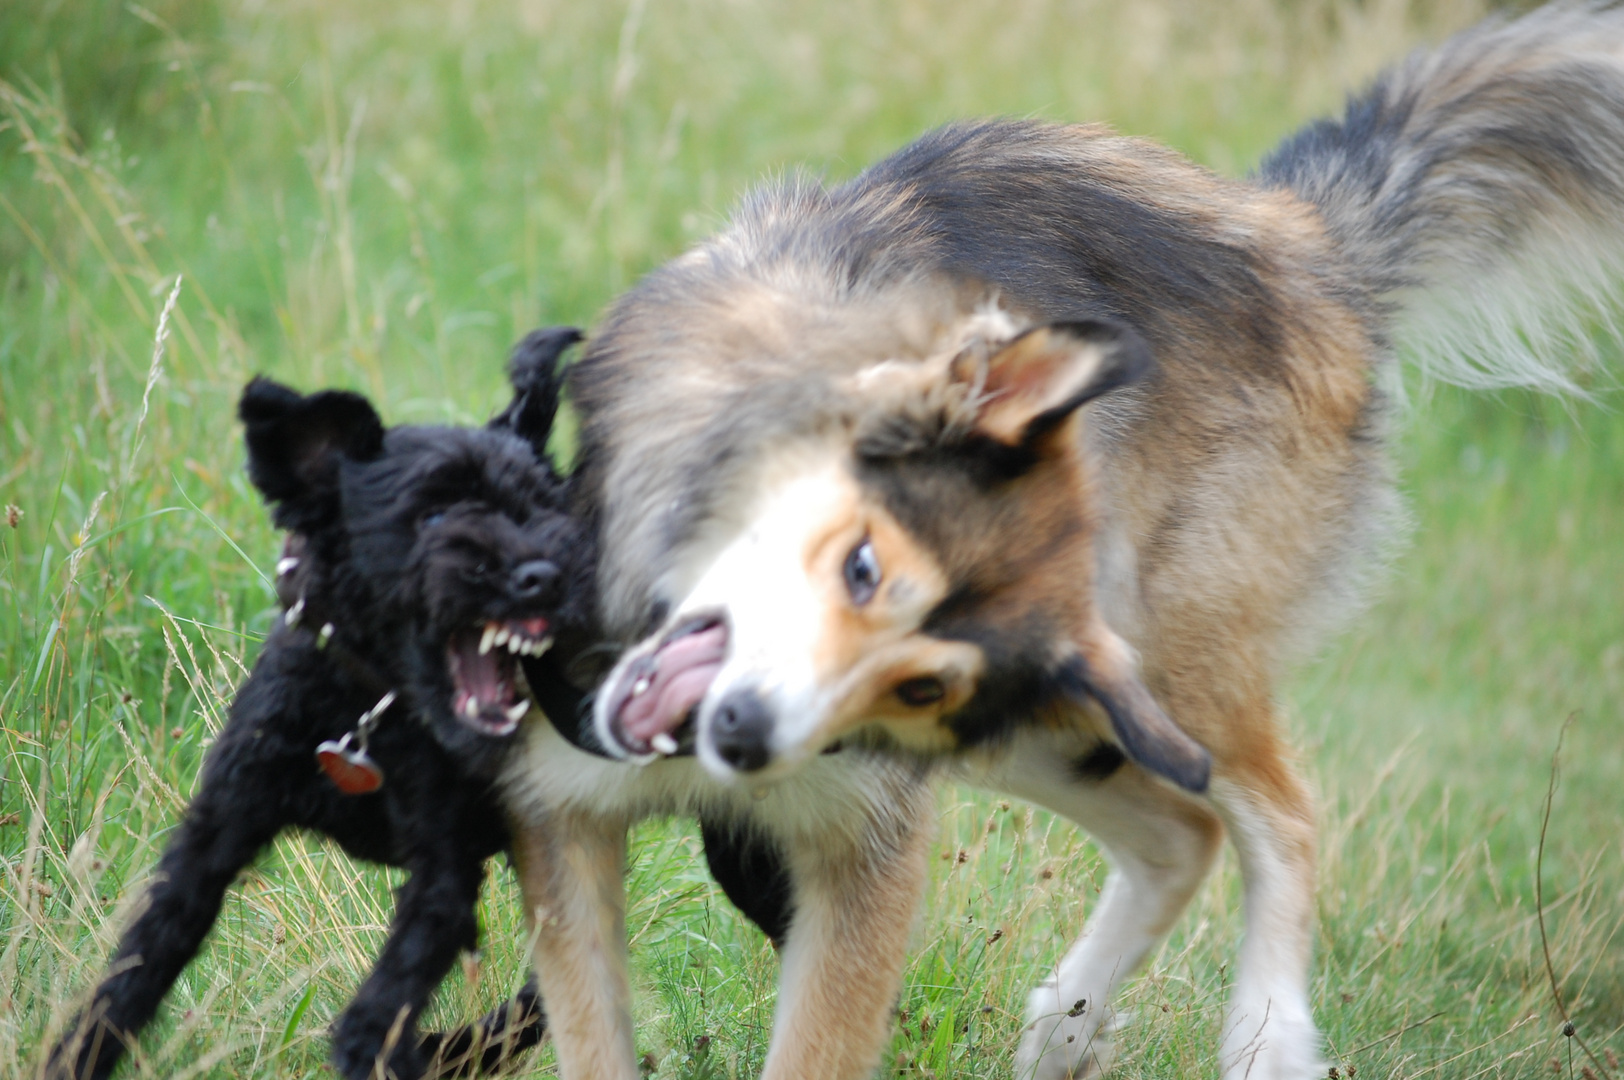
left=2, top=0, right=1620, bottom=1077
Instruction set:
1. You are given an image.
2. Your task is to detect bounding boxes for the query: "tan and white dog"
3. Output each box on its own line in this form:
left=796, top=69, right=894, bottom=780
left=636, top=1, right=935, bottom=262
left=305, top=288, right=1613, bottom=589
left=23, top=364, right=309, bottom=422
left=504, top=7, right=1624, bottom=1079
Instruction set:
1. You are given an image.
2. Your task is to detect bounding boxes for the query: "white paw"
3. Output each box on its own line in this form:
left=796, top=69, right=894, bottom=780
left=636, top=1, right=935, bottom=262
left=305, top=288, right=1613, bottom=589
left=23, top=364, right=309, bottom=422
left=1014, top=982, right=1125, bottom=1080
left=1219, top=997, right=1324, bottom=1080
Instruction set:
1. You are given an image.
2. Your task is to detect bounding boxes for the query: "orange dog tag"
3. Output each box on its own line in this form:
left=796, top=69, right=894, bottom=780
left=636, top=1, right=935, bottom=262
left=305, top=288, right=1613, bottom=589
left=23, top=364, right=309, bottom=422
left=316, top=734, right=384, bottom=795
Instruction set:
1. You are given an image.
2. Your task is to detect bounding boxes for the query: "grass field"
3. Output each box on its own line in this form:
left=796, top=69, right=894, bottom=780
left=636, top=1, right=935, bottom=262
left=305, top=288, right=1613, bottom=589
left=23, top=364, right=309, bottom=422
left=2, top=0, right=1621, bottom=1077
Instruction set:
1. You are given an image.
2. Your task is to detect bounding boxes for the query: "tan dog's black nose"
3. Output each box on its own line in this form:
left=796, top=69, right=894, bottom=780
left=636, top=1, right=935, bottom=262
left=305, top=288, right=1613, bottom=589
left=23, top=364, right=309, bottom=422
left=712, top=688, right=772, bottom=772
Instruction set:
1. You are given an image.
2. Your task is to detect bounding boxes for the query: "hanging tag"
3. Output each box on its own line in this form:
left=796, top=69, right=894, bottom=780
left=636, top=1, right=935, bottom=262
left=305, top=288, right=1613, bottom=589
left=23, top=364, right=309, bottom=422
left=316, top=733, right=385, bottom=795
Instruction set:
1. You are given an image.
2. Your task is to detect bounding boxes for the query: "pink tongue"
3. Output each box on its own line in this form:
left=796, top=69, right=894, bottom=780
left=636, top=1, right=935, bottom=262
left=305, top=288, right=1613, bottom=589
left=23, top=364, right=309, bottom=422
left=455, top=639, right=504, bottom=703
left=619, top=625, right=728, bottom=742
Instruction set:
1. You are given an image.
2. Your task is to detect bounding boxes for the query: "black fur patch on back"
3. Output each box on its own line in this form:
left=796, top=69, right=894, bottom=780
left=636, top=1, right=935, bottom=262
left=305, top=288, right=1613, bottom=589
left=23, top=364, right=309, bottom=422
left=840, top=121, right=1286, bottom=374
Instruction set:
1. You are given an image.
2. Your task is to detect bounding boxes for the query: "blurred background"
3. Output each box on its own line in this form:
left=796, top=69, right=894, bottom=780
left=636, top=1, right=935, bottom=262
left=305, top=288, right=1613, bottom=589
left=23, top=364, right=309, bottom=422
left=2, top=0, right=1620, bottom=1077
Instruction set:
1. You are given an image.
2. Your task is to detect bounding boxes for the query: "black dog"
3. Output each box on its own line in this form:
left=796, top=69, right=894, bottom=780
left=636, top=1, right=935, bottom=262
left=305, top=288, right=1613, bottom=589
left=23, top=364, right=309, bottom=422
left=48, top=329, right=590, bottom=1080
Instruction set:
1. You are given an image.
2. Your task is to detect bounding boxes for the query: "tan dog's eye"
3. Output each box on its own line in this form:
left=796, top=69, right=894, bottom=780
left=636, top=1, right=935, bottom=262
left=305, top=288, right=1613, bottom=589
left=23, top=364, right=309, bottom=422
left=843, top=538, right=882, bottom=606
left=895, top=676, right=945, bottom=707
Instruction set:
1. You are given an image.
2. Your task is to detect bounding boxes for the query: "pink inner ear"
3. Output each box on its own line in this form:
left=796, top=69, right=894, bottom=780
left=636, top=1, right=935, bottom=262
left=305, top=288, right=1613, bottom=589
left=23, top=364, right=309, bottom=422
left=974, top=328, right=1098, bottom=444
left=987, top=349, right=1066, bottom=402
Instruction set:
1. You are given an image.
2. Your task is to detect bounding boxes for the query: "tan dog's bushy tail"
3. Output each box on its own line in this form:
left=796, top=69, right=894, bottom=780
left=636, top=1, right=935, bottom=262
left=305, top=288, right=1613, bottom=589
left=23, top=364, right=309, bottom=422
left=1261, top=1, right=1624, bottom=394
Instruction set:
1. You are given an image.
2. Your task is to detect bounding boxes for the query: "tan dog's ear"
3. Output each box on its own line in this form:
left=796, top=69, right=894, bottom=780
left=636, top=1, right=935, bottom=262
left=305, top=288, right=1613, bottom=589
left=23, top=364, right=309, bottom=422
left=952, top=319, right=1152, bottom=447
left=1057, top=624, right=1210, bottom=793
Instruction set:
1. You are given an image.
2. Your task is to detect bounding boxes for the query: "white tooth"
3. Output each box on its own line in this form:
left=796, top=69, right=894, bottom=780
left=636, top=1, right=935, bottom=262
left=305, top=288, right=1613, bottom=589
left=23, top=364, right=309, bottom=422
left=508, top=636, right=523, bottom=655
left=284, top=598, right=305, bottom=627
left=506, top=701, right=530, bottom=722
left=651, top=733, right=678, bottom=756
left=463, top=697, right=480, bottom=719
left=316, top=623, right=335, bottom=649
left=519, top=640, right=535, bottom=656
left=493, top=628, right=510, bottom=647
left=276, top=556, right=300, bottom=577
left=479, top=624, right=498, bottom=655
left=631, top=677, right=651, bottom=697
left=535, top=636, right=554, bottom=657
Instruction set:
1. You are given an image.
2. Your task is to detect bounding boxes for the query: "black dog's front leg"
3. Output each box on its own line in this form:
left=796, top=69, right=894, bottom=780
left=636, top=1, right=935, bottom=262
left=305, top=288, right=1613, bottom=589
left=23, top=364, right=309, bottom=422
left=47, top=789, right=281, bottom=1080
left=330, top=854, right=484, bottom=1080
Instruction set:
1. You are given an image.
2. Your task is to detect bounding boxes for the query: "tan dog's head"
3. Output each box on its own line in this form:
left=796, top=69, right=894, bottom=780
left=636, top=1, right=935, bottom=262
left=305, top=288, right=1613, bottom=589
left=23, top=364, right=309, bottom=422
left=592, top=315, right=1210, bottom=793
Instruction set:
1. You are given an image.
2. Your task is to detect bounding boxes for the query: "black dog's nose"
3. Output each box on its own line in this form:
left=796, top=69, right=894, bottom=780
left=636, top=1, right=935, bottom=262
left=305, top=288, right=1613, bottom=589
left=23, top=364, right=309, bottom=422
left=712, top=688, right=773, bottom=773
left=511, top=559, right=562, bottom=604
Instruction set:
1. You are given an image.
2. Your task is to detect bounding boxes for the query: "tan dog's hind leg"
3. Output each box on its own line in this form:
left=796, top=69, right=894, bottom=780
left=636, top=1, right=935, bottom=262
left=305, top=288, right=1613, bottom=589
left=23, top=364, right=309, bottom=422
left=1207, top=739, right=1323, bottom=1080
left=979, top=735, right=1223, bottom=1080
left=510, top=814, right=639, bottom=1080
left=761, top=793, right=936, bottom=1080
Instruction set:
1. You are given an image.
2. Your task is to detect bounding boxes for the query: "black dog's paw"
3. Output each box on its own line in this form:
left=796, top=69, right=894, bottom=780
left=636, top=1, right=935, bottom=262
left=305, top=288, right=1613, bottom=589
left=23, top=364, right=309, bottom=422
left=417, top=981, right=548, bottom=1077
left=332, top=1017, right=429, bottom=1080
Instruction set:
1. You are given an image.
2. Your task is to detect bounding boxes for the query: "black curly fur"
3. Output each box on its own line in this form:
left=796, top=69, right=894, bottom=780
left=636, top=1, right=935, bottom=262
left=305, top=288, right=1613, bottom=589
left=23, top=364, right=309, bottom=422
left=46, top=330, right=587, bottom=1080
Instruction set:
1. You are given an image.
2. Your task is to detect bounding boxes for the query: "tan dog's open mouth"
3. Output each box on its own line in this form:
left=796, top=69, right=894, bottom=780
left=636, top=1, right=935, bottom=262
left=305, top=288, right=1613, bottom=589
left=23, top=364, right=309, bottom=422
left=604, top=616, right=728, bottom=755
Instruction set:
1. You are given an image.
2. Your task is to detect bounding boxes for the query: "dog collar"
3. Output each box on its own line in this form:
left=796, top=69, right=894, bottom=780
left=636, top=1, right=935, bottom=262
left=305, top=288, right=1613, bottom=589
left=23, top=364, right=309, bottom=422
left=276, top=538, right=401, bottom=793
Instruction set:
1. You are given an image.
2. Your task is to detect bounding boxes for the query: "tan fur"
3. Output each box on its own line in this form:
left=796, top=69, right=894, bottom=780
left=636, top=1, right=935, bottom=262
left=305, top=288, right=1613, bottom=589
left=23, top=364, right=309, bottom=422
left=798, top=477, right=986, bottom=748
left=510, top=812, right=637, bottom=1080
left=506, top=795, right=938, bottom=1080
left=818, top=635, right=984, bottom=752
left=760, top=786, right=936, bottom=1080
left=803, top=479, right=950, bottom=680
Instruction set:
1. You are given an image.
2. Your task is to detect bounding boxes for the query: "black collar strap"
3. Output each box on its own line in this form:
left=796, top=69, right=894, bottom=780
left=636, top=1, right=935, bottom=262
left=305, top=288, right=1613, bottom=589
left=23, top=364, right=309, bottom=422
left=282, top=591, right=396, bottom=702
left=274, top=536, right=395, bottom=702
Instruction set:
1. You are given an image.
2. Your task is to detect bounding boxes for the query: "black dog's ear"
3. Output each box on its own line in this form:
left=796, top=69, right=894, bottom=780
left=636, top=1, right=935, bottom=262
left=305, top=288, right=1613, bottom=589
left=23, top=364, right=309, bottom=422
left=490, top=326, right=582, bottom=449
left=239, top=376, right=386, bottom=505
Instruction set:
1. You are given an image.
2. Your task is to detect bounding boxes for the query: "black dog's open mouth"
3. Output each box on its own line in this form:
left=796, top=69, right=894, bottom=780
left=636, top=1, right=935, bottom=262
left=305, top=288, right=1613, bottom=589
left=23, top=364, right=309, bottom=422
left=447, top=618, right=553, bottom=735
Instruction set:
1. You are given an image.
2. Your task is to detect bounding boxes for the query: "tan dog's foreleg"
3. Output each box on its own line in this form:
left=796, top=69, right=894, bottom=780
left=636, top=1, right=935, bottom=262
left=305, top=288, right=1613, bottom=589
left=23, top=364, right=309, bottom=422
left=1207, top=735, right=1323, bottom=1080
left=980, top=734, right=1224, bottom=1080
left=760, top=793, right=936, bottom=1080
left=510, top=813, right=639, bottom=1080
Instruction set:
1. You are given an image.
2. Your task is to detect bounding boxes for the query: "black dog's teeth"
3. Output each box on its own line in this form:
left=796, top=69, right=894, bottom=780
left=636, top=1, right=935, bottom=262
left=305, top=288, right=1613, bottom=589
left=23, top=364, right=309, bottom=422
left=456, top=692, right=530, bottom=726
left=451, top=620, right=552, bottom=732
left=475, top=620, right=555, bottom=658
